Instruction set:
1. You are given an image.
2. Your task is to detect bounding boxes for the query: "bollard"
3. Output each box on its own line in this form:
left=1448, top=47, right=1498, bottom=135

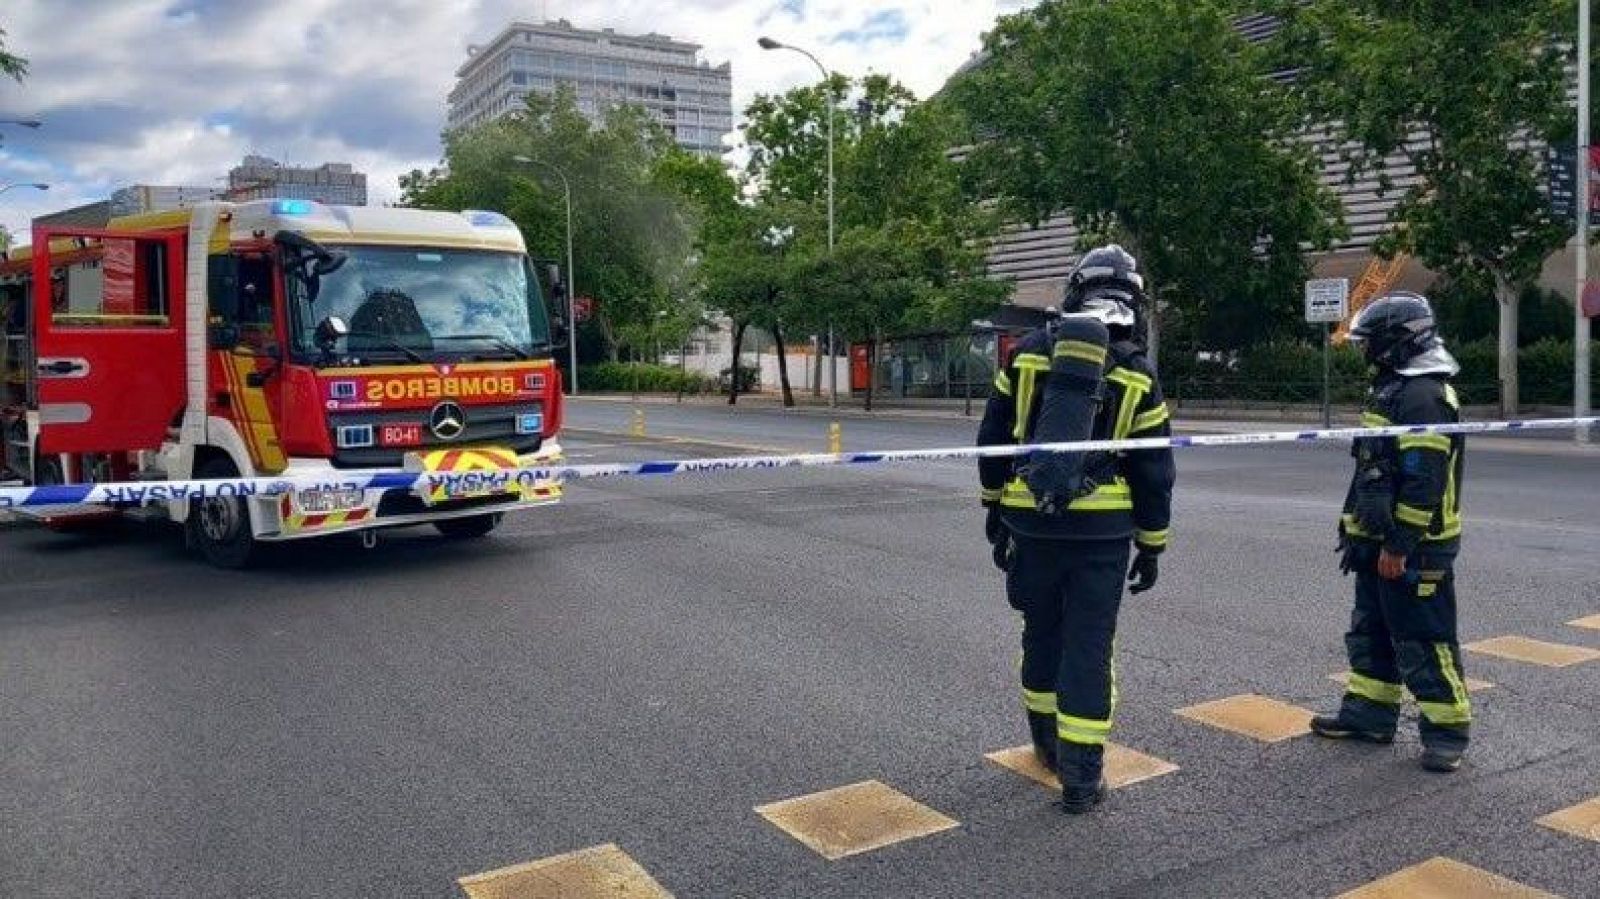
left=828, top=421, right=842, bottom=454
left=631, top=407, right=646, bottom=438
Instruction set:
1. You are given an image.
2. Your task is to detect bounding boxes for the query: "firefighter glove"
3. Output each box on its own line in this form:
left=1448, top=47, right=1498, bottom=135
left=1127, top=550, right=1159, bottom=594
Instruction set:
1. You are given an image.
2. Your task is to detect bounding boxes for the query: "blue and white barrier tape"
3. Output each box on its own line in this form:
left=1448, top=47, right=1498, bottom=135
left=1, top=417, right=1595, bottom=510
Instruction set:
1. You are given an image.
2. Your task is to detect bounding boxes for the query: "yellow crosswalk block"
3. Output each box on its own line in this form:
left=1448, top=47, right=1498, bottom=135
left=457, top=844, right=671, bottom=899
left=1464, top=636, right=1600, bottom=668
left=985, top=742, right=1178, bottom=791
left=1537, top=795, right=1600, bottom=844
left=1566, top=614, right=1600, bottom=632
left=754, top=779, right=958, bottom=861
left=1174, top=694, right=1314, bottom=743
left=1337, top=856, right=1561, bottom=899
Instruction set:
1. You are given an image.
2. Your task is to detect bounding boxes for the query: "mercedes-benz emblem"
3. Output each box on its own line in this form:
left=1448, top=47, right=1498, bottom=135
left=428, top=401, right=466, bottom=441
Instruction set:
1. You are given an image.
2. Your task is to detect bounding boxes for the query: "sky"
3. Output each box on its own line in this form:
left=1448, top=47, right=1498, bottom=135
left=0, top=0, right=1034, bottom=242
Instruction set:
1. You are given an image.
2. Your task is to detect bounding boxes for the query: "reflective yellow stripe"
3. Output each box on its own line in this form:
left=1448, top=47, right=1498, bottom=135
left=1105, top=368, right=1152, bottom=393
left=1131, top=402, right=1170, bottom=433
left=981, top=487, right=1002, bottom=503
left=1443, top=384, right=1460, bottom=409
left=1421, top=643, right=1473, bottom=725
left=1023, top=688, right=1057, bottom=715
left=1057, top=713, right=1112, bottom=746
left=1053, top=340, right=1107, bottom=366
left=1000, top=477, right=1132, bottom=512
left=1397, top=434, right=1452, bottom=453
left=1361, top=412, right=1391, bottom=428
left=1346, top=672, right=1403, bottom=705
left=993, top=371, right=1013, bottom=397
left=1342, top=513, right=1372, bottom=538
left=1012, top=355, right=1048, bottom=440
left=1135, top=528, right=1169, bottom=548
left=1395, top=503, right=1434, bottom=528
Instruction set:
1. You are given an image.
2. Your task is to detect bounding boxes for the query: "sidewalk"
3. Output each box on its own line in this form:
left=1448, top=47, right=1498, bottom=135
left=572, top=392, right=1600, bottom=456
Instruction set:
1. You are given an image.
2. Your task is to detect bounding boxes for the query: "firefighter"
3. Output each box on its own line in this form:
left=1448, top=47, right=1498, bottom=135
left=1313, top=291, right=1471, bottom=773
left=978, top=245, right=1175, bottom=813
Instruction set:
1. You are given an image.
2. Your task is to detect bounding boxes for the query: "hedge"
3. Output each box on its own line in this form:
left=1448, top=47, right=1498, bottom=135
left=579, top=362, right=718, bottom=395
left=1164, top=339, right=1600, bottom=407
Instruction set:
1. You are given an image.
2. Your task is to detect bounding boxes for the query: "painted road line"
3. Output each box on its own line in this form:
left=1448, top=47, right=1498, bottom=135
left=1537, top=796, right=1600, bottom=844
left=754, top=780, right=959, bottom=861
left=456, top=844, right=672, bottom=899
left=1336, top=856, right=1561, bottom=899
left=1464, top=636, right=1600, bottom=668
left=985, top=743, right=1178, bottom=791
left=1566, top=614, right=1600, bottom=631
left=1174, top=694, right=1314, bottom=743
left=1328, top=671, right=1494, bottom=694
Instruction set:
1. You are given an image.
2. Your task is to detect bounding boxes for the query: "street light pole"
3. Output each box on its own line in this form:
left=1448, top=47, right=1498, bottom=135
left=1577, top=0, right=1593, bottom=444
left=759, top=36, right=838, bottom=408
left=513, top=155, right=579, bottom=396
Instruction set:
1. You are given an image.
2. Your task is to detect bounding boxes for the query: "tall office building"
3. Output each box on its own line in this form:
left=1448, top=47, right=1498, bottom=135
left=225, top=155, right=368, bottom=206
left=447, top=19, right=734, bottom=157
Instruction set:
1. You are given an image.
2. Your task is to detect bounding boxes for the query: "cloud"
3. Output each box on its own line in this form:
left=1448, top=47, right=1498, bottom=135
left=1, top=0, right=1037, bottom=238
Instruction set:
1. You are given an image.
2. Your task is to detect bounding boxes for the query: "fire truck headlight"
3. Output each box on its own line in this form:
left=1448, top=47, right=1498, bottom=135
left=298, top=488, right=365, bottom=513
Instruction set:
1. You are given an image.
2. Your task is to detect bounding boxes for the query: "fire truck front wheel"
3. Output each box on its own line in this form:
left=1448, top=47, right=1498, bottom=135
left=433, top=513, right=502, bottom=539
left=188, top=456, right=259, bottom=568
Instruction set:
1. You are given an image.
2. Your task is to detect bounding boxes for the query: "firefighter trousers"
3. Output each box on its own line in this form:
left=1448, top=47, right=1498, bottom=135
left=1008, top=535, right=1130, bottom=784
left=1339, top=546, right=1471, bottom=751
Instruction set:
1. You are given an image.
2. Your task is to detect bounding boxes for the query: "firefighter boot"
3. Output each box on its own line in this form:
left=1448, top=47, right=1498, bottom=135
left=1028, top=712, right=1057, bottom=770
left=1311, top=696, right=1398, bottom=745
left=1419, top=723, right=1468, bottom=773
left=1056, top=741, right=1107, bottom=815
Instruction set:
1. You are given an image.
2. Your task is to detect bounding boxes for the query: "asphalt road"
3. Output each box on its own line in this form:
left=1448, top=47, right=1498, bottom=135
left=2, top=398, right=1597, bottom=898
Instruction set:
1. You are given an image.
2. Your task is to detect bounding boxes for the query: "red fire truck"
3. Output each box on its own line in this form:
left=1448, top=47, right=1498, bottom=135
left=0, top=199, right=568, bottom=566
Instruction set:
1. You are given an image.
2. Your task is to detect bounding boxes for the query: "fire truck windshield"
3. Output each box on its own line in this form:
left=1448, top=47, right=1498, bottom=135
left=286, top=246, right=551, bottom=363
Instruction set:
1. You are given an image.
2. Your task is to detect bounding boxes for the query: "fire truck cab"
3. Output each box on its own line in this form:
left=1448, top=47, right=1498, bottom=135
left=0, top=199, right=568, bottom=567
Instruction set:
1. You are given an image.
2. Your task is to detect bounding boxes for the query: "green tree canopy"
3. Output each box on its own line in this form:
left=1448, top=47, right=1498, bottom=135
left=1274, top=0, right=1577, bottom=411
left=953, top=0, right=1343, bottom=353
left=400, top=89, right=697, bottom=361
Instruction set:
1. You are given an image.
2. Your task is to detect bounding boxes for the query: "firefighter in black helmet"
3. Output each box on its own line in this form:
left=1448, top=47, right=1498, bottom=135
left=978, top=244, right=1175, bottom=813
left=1313, top=291, right=1471, bottom=772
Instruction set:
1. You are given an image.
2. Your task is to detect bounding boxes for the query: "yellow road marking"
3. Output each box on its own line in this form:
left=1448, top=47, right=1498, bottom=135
left=1173, top=694, right=1314, bottom=743
left=457, top=843, right=671, bottom=899
left=1337, top=856, right=1561, bottom=899
left=1464, top=636, right=1600, bottom=668
left=1327, top=671, right=1494, bottom=694
left=1567, top=614, right=1600, bottom=631
left=1537, top=795, right=1600, bottom=844
left=754, top=779, right=958, bottom=861
left=985, top=742, right=1178, bottom=791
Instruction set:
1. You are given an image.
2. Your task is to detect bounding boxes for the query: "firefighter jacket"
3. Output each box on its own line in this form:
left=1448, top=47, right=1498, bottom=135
left=1341, top=372, right=1464, bottom=556
left=978, top=329, right=1175, bottom=551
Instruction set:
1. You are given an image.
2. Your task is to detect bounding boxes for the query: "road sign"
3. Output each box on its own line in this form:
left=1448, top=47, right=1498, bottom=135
left=1547, top=145, right=1600, bottom=225
left=573, top=296, right=595, bottom=323
left=1304, top=278, right=1349, bottom=324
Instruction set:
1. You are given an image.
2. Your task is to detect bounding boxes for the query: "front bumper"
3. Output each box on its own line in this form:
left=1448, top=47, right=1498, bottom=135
left=252, top=441, right=564, bottom=541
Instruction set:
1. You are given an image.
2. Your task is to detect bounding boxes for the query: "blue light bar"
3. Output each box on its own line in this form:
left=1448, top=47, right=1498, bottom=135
left=273, top=199, right=315, bottom=215
left=516, top=413, right=543, bottom=435
left=463, top=209, right=516, bottom=228
left=337, top=425, right=375, bottom=448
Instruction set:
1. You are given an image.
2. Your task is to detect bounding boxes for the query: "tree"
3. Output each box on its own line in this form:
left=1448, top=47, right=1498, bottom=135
left=1277, top=1, right=1575, bottom=413
left=0, top=224, right=13, bottom=253
left=952, top=0, right=1343, bottom=356
left=401, top=89, right=698, bottom=363
left=739, top=74, right=1009, bottom=405
left=1, top=25, right=26, bottom=82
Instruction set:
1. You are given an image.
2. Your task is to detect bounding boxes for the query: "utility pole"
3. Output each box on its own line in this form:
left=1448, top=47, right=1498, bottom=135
left=1577, top=0, right=1593, bottom=443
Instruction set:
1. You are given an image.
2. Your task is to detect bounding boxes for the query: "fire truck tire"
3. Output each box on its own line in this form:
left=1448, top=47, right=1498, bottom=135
left=188, top=456, right=259, bottom=569
left=433, top=513, right=502, bottom=539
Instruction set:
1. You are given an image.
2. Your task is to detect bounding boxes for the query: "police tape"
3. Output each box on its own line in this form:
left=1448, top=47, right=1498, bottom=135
left=0, top=416, right=1595, bottom=510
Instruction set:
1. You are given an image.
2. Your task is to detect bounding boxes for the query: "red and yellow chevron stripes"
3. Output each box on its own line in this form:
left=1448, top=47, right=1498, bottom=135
left=217, top=351, right=287, bottom=474
left=277, top=495, right=374, bottom=534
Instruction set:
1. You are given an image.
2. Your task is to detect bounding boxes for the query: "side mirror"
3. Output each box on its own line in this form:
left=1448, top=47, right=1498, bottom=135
left=545, top=263, right=566, bottom=300
left=315, top=315, right=350, bottom=353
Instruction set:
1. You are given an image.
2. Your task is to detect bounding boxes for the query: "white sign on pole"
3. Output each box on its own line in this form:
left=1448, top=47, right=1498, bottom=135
left=1304, top=278, right=1350, bottom=324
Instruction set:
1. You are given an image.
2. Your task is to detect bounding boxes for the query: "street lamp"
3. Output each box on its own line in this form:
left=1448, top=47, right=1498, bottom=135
left=759, top=35, right=838, bottom=408
left=1575, top=0, right=1593, bottom=445
left=512, top=154, right=579, bottom=397
left=0, top=182, right=49, bottom=196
